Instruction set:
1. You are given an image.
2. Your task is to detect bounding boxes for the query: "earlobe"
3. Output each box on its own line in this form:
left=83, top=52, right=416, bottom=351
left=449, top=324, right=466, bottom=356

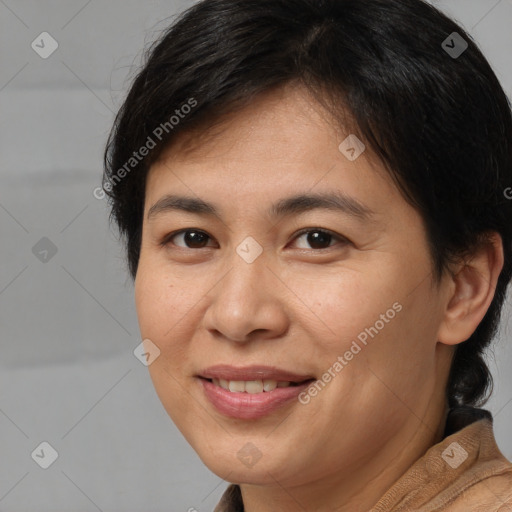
left=437, top=232, right=504, bottom=346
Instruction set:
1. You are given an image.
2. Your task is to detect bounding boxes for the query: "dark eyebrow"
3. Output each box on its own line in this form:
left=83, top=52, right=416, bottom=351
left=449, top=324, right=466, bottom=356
left=147, top=192, right=375, bottom=222
left=269, top=193, right=374, bottom=220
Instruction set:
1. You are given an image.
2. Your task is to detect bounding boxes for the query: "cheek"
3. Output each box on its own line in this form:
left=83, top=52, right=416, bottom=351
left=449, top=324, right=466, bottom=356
left=134, top=268, right=196, bottom=417
left=290, top=266, right=438, bottom=391
left=289, top=269, right=402, bottom=351
left=134, top=261, right=214, bottom=403
left=135, top=261, right=197, bottom=343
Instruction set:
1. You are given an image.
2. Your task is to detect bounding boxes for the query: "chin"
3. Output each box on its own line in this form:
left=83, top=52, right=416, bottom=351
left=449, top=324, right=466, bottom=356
left=204, top=458, right=284, bottom=485
left=193, top=437, right=296, bottom=485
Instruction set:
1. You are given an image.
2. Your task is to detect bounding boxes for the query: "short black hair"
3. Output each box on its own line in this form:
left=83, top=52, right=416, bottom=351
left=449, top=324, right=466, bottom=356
left=103, top=0, right=512, bottom=409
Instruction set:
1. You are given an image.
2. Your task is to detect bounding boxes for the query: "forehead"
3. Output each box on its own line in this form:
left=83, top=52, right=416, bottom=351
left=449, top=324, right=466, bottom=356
left=149, top=86, right=384, bottom=177
left=154, top=84, right=355, bottom=160
left=144, top=84, right=400, bottom=223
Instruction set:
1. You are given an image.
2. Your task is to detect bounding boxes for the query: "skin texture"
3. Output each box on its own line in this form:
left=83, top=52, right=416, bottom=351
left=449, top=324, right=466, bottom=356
left=134, top=84, right=504, bottom=512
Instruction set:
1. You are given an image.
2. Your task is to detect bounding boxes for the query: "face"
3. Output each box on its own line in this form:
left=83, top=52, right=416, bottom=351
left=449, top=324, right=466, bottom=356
left=135, top=85, right=452, bottom=490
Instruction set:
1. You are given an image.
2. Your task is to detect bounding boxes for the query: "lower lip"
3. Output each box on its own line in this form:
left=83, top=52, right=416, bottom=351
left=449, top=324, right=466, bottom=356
left=199, top=378, right=313, bottom=420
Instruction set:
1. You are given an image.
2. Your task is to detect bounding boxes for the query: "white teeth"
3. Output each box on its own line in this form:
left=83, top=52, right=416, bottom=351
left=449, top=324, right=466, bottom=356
left=211, top=379, right=292, bottom=392
left=263, top=379, right=277, bottom=392
left=245, top=380, right=264, bottom=394
left=228, top=380, right=246, bottom=392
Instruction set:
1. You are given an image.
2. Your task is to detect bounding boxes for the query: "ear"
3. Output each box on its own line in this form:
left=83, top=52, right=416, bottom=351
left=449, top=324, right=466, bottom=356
left=437, top=232, right=504, bottom=346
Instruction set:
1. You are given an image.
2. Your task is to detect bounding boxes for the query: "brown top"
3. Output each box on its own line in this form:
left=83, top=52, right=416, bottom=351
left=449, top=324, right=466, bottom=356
left=213, top=407, right=512, bottom=511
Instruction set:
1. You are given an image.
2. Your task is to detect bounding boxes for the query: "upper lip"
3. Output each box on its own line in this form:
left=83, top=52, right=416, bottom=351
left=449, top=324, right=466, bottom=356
left=198, top=365, right=315, bottom=382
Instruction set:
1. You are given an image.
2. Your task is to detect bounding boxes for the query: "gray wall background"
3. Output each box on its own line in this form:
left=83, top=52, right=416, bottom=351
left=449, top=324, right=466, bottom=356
left=0, top=1, right=511, bottom=510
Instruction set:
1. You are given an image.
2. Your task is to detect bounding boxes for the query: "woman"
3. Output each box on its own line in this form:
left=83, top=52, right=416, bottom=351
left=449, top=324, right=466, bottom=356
left=103, top=0, right=512, bottom=510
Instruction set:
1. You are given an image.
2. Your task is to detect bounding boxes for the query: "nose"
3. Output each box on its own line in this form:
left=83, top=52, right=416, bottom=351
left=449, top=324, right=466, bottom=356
left=201, top=246, right=289, bottom=344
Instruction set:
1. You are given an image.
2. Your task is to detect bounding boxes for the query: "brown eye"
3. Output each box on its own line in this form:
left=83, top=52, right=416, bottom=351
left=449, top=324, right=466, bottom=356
left=291, top=229, right=348, bottom=250
left=305, top=231, right=333, bottom=249
left=163, top=230, right=214, bottom=249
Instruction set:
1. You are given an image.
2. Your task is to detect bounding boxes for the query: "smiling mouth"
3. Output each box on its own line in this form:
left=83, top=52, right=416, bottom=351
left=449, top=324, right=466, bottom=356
left=201, top=377, right=314, bottom=393
left=199, top=375, right=317, bottom=419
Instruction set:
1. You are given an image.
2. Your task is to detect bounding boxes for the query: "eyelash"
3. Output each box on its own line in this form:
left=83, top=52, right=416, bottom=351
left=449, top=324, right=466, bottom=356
left=159, top=227, right=349, bottom=251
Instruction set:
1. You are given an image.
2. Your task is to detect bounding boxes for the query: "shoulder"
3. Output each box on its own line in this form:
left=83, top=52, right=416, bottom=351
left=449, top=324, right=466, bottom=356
left=444, top=463, right=512, bottom=511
